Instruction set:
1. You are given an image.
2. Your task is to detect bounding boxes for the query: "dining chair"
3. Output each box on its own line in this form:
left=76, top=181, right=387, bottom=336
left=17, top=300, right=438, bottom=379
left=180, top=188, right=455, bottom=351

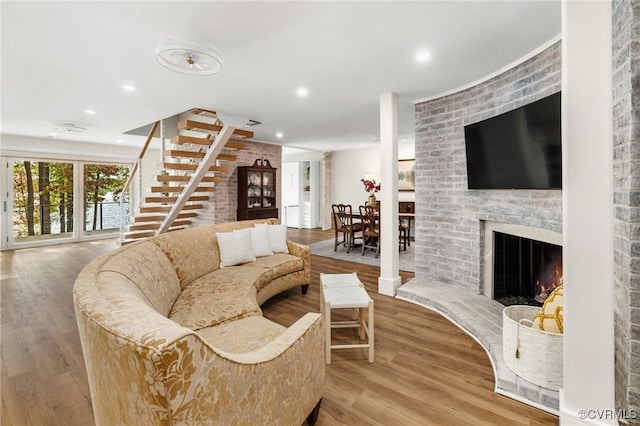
left=366, top=200, right=410, bottom=251
left=359, top=204, right=380, bottom=258
left=398, top=201, right=414, bottom=248
left=331, top=204, right=362, bottom=253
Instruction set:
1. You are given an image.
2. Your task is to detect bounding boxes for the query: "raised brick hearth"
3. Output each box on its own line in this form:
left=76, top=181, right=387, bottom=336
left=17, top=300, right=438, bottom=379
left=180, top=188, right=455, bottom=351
left=396, top=279, right=559, bottom=413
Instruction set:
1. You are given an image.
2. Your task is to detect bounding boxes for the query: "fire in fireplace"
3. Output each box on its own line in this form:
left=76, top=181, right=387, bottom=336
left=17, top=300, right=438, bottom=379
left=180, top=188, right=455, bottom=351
left=493, top=231, right=563, bottom=306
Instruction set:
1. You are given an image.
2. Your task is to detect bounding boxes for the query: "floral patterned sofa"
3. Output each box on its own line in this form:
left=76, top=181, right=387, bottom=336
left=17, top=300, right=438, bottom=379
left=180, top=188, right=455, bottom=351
left=73, top=218, right=324, bottom=425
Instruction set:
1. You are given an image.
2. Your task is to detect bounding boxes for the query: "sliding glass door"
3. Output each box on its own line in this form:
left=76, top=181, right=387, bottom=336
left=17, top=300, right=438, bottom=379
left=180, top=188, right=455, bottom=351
left=82, top=163, right=129, bottom=237
left=3, top=157, right=131, bottom=249
left=11, top=159, right=75, bottom=244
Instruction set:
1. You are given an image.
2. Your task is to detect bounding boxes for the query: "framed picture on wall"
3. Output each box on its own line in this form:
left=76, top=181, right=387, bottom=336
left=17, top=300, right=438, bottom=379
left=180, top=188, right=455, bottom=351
left=398, top=159, right=415, bottom=191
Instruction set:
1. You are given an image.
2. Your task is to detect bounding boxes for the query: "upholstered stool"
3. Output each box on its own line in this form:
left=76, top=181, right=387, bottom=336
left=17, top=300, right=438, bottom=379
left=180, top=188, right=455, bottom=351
left=320, top=273, right=374, bottom=364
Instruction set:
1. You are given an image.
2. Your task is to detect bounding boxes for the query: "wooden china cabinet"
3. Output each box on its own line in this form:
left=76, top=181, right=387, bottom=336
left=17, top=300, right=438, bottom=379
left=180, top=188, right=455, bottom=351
left=237, top=158, right=278, bottom=220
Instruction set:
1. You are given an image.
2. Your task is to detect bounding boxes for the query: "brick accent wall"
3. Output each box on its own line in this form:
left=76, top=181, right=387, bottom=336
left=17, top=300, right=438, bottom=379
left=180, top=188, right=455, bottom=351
left=191, top=140, right=282, bottom=226
left=613, top=0, right=639, bottom=417
left=413, top=42, right=562, bottom=294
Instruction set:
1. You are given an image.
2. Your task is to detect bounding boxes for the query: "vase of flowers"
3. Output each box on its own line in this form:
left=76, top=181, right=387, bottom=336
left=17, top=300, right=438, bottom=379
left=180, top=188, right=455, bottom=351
left=361, top=178, right=381, bottom=205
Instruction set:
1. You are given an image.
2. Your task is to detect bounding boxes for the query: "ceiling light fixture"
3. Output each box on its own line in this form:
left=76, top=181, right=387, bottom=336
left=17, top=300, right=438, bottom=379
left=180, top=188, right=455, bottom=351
left=85, top=109, right=96, bottom=115
left=296, top=87, right=308, bottom=98
left=54, top=123, right=87, bottom=134
left=122, top=84, right=136, bottom=92
left=276, top=132, right=283, bottom=138
left=155, top=41, right=223, bottom=76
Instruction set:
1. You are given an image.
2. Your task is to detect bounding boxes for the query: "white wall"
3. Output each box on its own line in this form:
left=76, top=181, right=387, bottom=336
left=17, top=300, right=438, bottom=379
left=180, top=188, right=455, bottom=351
left=331, top=142, right=415, bottom=209
left=282, top=150, right=324, bottom=163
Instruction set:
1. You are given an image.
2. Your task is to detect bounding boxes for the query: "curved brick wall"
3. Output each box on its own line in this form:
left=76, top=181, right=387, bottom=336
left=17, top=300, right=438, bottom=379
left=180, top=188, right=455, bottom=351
left=413, top=42, right=562, bottom=293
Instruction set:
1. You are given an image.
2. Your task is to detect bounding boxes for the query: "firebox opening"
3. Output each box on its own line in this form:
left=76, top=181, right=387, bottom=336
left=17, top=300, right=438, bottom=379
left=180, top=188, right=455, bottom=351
left=493, top=231, right=563, bottom=306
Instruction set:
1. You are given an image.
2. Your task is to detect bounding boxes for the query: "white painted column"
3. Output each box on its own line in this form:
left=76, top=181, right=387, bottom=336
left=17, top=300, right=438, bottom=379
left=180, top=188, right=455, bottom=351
left=378, top=92, right=401, bottom=296
left=560, top=1, right=615, bottom=425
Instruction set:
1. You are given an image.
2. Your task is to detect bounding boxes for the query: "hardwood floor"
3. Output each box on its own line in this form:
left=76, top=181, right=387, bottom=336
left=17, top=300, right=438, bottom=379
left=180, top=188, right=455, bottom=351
left=0, top=229, right=558, bottom=425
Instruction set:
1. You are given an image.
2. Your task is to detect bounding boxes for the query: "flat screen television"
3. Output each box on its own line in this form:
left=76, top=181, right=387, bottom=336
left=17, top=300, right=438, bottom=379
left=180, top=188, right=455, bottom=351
left=464, top=92, right=561, bottom=190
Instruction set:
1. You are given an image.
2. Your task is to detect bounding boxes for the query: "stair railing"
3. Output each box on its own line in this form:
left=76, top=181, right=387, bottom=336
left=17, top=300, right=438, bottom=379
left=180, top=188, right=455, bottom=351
left=119, top=121, right=162, bottom=238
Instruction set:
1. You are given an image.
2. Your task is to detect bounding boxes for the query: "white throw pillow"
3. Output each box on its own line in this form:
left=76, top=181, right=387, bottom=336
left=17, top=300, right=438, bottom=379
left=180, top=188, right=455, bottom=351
left=216, top=228, right=255, bottom=267
left=251, top=224, right=273, bottom=257
left=267, top=224, right=289, bottom=253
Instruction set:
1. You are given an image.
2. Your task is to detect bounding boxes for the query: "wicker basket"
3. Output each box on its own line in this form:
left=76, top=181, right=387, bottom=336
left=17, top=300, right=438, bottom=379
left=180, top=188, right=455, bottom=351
left=502, top=305, right=563, bottom=390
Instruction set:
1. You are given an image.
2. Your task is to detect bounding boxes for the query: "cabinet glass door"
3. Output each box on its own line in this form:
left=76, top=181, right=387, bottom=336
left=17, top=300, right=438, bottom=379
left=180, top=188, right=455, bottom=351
left=248, top=171, right=261, bottom=208
left=261, top=171, right=275, bottom=208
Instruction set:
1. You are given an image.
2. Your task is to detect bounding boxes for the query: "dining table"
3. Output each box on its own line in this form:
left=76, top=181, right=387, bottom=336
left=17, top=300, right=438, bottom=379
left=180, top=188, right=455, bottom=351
left=350, top=211, right=414, bottom=251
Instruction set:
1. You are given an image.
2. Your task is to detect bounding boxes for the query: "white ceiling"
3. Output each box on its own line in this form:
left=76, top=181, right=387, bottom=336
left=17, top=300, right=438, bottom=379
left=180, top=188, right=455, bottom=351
left=1, top=1, right=561, bottom=154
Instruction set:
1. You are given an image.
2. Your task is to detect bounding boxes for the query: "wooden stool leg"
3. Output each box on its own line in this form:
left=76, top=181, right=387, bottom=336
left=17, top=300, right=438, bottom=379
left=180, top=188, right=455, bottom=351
left=324, top=301, right=331, bottom=365
left=358, top=308, right=365, bottom=340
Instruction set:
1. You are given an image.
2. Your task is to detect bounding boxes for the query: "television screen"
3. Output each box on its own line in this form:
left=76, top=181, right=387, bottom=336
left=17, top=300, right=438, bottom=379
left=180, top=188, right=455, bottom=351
left=464, top=92, right=562, bottom=190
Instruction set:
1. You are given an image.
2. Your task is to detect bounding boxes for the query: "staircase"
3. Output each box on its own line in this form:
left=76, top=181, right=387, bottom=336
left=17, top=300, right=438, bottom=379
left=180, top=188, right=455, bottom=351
left=120, top=108, right=253, bottom=245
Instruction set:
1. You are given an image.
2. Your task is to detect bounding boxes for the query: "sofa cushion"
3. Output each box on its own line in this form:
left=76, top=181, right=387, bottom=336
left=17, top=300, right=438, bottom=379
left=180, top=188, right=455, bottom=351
left=251, top=253, right=304, bottom=284
left=150, top=227, right=219, bottom=289
left=100, top=242, right=180, bottom=316
left=208, top=265, right=275, bottom=291
left=168, top=266, right=274, bottom=330
left=197, top=316, right=286, bottom=354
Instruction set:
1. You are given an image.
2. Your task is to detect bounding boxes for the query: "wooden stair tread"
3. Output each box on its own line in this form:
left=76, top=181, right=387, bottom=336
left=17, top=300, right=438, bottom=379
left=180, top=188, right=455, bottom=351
left=144, top=195, right=209, bottom=203
left=168, top=138, right=245, bottom=151
left=150, top=185, right=215, bottom=193
left=134, top=212, right=197, bottom=223
left=166, top=142, right=245, bottom=158
left=188, top=108, right=218, bottom=116
left=178, top=120, right=253, bottom=138
left=128, top=219, right=192, bottom=231
left=162, top=162, right=231, bottom=171
left=138, top=204, right=203, bottom=213
left=170, top=135, right=210, bottom=146
left=156, top=175, right=222, bottom=183
left=121, top=230, right=156, bottom=239
left=166, top=148, right=206, bottom=158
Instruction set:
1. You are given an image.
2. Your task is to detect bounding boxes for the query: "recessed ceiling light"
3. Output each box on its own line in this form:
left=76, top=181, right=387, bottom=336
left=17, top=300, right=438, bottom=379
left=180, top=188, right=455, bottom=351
left=122, top=84, right=136, bottom=92
left=116, top=139, right=123, bottom=144
left=415, top=50, right=431, bottom=64
left=296, top=87, right=308, bottom=98
left=48, top=132, right=57, bottom=138
left=85, top=109, right=96, bottom=115
left=276, top=132, right=283, bottom=138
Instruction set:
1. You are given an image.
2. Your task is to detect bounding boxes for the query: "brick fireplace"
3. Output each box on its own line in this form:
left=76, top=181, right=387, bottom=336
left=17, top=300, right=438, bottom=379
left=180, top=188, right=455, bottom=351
left=413, top=41, right=562, bottom=296
left=482, top=221, right=562, bottom=306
